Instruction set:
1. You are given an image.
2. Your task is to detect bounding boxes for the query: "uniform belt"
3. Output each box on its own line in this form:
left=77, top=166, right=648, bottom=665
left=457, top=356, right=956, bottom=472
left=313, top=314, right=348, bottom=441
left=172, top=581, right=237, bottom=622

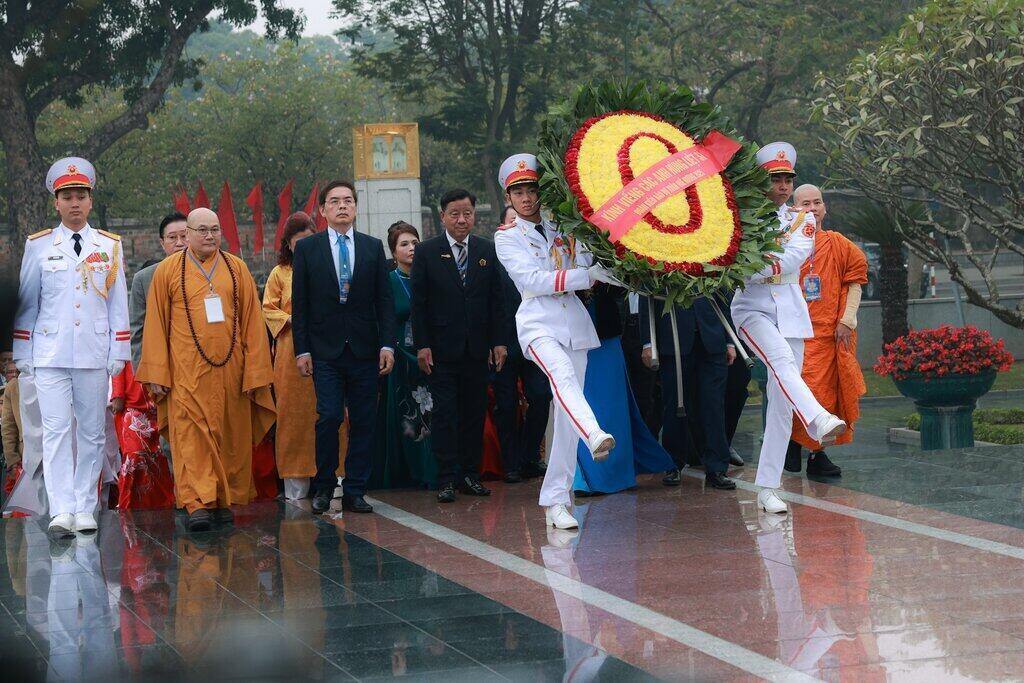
left=523, top=290, right=568, bottom=300
left=756, top=273, right=799, bottom=285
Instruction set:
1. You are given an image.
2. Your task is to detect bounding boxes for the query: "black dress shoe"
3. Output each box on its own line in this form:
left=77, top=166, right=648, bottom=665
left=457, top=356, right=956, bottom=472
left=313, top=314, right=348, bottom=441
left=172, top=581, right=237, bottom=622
left=187, top=509, right=212, bottom=532
left=807, top=450, right=842, bottom=477
left=521, top=461, right=547, bottom=479
left=784, top=441, right=803, bottom=473
left=662, top=468, right=682, bottom=486
left=705, top=471, right=737, bottom=490
left=311, top=491, right=331, bottom=514
left=437, top=483, right=456, bottom=503
left=458, top=476, right=491, bottom=496
left=342, top=495, right=373, bottom=513
left=728, top=448, right=745, bottom=467
left=504, top=470, right=523, bottom=484
left=213, top=508, right=233, bottom=525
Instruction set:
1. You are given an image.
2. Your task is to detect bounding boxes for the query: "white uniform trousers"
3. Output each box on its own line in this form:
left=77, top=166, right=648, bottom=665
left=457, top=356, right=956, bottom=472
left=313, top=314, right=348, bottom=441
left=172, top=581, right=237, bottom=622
left=526, top=336, right=601, bottom=507
left=734, top=311, right=827, bottom=489
left=33, top=367, right=108, bottom=516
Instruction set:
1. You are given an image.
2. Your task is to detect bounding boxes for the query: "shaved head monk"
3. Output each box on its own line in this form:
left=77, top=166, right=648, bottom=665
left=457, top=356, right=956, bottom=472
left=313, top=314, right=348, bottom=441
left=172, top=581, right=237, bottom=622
left=786, top=185, right=868, bottom=477
left=137, top=207, right=275, bottom=531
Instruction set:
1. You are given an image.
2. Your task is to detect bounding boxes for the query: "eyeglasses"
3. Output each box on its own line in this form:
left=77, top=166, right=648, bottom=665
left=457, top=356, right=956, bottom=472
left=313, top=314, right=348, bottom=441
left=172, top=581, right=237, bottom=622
left=187, top=227, right=222, bottom=237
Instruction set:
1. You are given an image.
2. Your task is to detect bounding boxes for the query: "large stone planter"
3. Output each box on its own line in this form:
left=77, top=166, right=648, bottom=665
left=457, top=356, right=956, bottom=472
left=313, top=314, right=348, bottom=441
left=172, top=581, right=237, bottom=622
left=892, top=371, right=997, bottom=450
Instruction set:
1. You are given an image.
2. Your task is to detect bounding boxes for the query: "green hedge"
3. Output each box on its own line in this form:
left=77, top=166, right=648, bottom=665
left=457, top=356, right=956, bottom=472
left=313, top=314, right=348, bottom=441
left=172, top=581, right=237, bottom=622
left=905, top=409, right=1024, bottom=445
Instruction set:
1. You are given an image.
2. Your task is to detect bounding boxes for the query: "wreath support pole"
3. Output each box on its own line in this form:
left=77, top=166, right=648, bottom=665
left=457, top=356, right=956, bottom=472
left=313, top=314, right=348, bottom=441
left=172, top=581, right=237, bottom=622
left=667, top=306, right=686, bottom=418
left=707, top=296, right=754, bottom=369
left=646, top=296, right=660, bottom=371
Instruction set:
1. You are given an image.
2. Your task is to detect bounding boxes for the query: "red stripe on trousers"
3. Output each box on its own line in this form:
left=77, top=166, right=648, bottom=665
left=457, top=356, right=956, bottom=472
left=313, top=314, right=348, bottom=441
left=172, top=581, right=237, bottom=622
left=528, top=343, right=590, bottom=439
left=740, top=326, right=808, bottom=427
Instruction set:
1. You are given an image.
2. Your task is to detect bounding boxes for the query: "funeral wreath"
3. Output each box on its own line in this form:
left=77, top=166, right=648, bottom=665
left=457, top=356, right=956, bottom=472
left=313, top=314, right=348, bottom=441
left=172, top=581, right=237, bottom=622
left=537, top=81, right=781, bottom=308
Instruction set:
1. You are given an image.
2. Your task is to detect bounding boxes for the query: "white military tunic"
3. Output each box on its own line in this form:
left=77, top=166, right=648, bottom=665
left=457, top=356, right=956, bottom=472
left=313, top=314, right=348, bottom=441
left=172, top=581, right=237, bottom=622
left=495, top=216, right=602, bottom=508
left=731, top=207, right=831, bottom=489
left=12, top=223, right=130, bottom=516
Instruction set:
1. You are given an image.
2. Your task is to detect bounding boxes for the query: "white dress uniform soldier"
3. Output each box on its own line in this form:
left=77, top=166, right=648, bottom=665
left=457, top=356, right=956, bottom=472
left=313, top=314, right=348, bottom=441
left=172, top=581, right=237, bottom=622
left=494, top=153, right=618, bottom=531
left=731, top=142, right=846, bottom=515
left=12, top=157, right=129, bottom=536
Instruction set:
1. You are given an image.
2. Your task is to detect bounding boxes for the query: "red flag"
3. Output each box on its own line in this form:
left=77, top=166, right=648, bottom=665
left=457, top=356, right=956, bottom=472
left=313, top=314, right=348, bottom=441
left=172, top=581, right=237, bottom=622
left=303, top=182, right=319, bottom=216
left=216, top=182, right=241, bottom=255
left=275, top=180, right=294, bottom=251
left=246, top=183, right=265, bottom=254
left=173, top=187, right=191, bottom=215
left=194, top=181, right=210, bottom=209
left=303, top=182, right=328, bottom=230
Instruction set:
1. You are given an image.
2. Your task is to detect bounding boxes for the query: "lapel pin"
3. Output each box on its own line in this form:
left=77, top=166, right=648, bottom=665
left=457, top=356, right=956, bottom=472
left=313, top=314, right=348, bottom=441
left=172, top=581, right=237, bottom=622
left=441, top=253, right=452, bottom=259
left=478, top=258, right=487, bottom=266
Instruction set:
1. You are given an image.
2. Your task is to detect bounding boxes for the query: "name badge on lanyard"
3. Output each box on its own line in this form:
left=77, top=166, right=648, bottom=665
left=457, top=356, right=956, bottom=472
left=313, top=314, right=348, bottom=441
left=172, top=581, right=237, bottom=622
left=803, top=273, right=822, bottom=302
left=189, top=251, right=226, bottom=322
left=204, top=291, right=225, bottom=323
left=802, top=235, right=821, bottom=302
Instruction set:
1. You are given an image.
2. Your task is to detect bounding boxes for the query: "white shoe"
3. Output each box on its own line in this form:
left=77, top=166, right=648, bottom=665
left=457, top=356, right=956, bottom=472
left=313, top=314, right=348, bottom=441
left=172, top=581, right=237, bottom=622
left=757, top=488, right=788, bottom=514
left=809, top=412, right=847, bottom=446
left=48, top=513, right=75, bottom=537
left=74, top=512, right=97, bottom=533
left=545, top=504, right=579, bottom=530
left=587, top=432, right=615, bottom=463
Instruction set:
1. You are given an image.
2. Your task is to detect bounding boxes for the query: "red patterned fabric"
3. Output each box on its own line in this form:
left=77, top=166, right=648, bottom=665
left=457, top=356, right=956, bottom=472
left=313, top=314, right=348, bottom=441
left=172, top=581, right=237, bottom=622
left=116, top=406, right=175, bottom=509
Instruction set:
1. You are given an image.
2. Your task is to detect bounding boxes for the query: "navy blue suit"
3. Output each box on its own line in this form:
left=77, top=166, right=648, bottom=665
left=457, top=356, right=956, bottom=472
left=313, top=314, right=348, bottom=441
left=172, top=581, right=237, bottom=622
left=292, top=229, right=396, bottom=497
left=639, top=297, right=731, bottom=475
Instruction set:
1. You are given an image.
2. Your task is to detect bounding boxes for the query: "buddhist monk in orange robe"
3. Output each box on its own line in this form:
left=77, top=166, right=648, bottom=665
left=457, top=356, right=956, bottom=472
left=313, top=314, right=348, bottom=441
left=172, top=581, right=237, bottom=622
left=137, top=208, right=275, bottom=531
left=262, top=213, right=346, bottom=501
left=788, top=185, right=868, bottom=476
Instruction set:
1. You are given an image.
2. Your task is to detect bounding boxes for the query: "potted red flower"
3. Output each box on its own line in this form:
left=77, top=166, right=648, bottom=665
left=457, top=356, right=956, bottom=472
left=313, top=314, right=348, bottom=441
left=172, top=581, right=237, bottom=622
left=875, top=325, right=1014, bottom=449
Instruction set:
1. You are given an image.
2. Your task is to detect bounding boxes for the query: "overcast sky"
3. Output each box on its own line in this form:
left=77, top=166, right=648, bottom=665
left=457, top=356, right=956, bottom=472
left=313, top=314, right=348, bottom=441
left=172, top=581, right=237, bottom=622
left=248, top=0, right=346, bottom=37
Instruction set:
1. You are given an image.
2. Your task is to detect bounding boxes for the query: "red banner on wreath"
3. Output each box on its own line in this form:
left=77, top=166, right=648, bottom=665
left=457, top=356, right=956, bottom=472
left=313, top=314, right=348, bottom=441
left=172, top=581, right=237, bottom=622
left=589, top=130, right=741, bottom=243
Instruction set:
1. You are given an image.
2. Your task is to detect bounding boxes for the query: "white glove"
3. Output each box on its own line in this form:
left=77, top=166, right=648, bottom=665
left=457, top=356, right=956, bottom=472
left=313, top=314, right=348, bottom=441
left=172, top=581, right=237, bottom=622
left=588, top=265, right=625, bottom=288
left=14, top=360, right=33, bottom=376
left=107, top=360, right=126, bottom=376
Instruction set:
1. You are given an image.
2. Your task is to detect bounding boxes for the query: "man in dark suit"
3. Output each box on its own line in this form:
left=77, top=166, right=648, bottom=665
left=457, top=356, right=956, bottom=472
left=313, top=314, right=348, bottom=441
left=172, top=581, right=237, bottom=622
left=639, top=297, right=737, bottom=490
left=491, top=267, right=550, bottom=483
left=411, top=189, right=507, bottom=503
left=292, top=179, right=396, bottom=515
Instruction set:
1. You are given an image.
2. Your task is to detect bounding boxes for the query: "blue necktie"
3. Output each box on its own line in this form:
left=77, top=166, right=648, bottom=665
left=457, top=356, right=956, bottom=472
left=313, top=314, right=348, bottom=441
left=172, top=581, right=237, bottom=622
left=337, top=233, right=351, bottom=303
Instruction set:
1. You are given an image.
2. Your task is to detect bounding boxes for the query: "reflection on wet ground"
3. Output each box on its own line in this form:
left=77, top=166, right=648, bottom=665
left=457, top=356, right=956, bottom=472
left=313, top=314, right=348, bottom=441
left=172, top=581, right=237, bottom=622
left=5, top=414, right=1024, bottom=681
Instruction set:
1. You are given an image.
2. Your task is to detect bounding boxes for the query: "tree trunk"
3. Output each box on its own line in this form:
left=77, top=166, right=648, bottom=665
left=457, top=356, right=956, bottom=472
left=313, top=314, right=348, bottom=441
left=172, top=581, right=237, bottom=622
left=0, top=64, right=48, bottom=266
left=879, top=244, right=909, bottom=345
left=480, top=145, right=503, bottom=223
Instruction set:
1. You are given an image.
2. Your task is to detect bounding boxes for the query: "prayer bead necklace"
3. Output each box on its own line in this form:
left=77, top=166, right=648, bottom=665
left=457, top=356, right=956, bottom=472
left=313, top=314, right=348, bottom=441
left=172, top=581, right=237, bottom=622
left=179, top=250, right=239, bottom=367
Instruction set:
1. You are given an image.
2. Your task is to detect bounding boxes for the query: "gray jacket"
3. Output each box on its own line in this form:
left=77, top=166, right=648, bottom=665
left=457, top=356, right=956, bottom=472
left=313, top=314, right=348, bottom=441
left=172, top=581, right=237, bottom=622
left=129, top=262, right=159, bottom=369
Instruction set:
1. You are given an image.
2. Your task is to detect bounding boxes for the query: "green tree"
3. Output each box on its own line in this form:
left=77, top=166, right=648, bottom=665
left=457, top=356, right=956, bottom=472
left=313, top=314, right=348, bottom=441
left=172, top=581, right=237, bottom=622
left=49, top=38, right=397, bottom=235
left=0, top=1, right=301, bottom=248
left=847, top=201, right=927, bottom=344
left=815, top=0, right=1024, bottom=329
left=579, top=0, right=912, bottom=180
left=333, top=0, right=583, bottom=209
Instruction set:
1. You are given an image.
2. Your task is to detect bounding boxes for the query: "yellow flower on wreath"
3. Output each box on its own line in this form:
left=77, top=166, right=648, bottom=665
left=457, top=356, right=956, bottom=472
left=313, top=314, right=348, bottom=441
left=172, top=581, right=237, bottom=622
left=569, top=111, right=739, bottom=267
